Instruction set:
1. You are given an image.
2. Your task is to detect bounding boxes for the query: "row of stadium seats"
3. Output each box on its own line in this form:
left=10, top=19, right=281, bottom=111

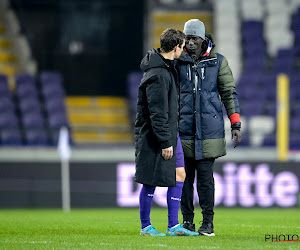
left=235, top=3, right=300, bottom=148
left=0, top=71, right=69, bottom=146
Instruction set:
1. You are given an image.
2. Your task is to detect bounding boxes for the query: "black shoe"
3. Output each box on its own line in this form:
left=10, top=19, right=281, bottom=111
left=183, top=221, right=195, bottom=232
left=198, top=222, right=215, bottom=236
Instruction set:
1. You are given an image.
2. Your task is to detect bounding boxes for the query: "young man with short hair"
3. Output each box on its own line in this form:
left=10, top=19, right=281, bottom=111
left=135, top=28, right=199, bottom=237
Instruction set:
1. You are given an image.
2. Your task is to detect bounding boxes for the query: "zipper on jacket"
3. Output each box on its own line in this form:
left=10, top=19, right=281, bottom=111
left=192, top=64, right=198, bottom=101
left=191, top=64, right=199, bottom=138
left=187, top=65, right=192, bottom=81
left=199, top=57, right=217, bottom=63
left=201, top=68, right=205, bottom=80
left=195, top=57, right=217, bottom=86
left=192, top=57, right=217, bottom=138
left=188, top=57, right=218, bottom=139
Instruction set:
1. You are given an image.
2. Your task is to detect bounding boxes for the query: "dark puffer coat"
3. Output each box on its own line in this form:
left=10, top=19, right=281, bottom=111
left=134, top=49, right=179, bottom=187
left=178, top=32, right=240, bottom=160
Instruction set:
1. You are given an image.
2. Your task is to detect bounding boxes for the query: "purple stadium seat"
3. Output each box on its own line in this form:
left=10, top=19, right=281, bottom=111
left=22, top=112, right=45, bottom=128
left=45, top=98, right=66, bottom=114
left=0, top=97, right=15, bottom=113
left=242, top=33, right=264, bottom=45
left=292, top=105, right=300, bottom=118
left=41, top=82, right=65, bottom=99
left=16, top=82, right=38, bottom=99
left=262, top=134, right=276, bottom=146
left=48, top=113, right=69, bottom=128
left=15, top=73, right=35, bottom=85
left=0, top=82, right=10, bottom=96
left=291, top=102, right=300, bottom=117
left=0, top=112, right=19, bottom=128
left=0, top=128, right=22, bottom=145
left=242, top=20, right=263, bottom=33
left=19, top=98, right=41, bottom=114
left=128, top=72, right=142, bottom=97
left=244, top=41, right=265, bottom=50
left=296, top=7, right=300, bottom=16
left=243, top=45, right=267, bottom=59
left=0, top=74, right=10, bottom=96
left=294, top=32, right=300, bottom=49
left=237, top=85, right=265, bottom=101
left=40, top=71, right=63, bottom=85
left=291, top=91, right=300, bottom=103
left=261, top=74, right=277, bottom=86
left=242, top=26, right=263, bottom=35
left=292, top=16, right=300, bottom=32
left=263, top=85, right=276, bottom=101
left=240, top=101, right=264, bottom=117
left=24, top=129, right=49, bottom=145
left=237, top=74, right=262, bottom=87
left=290, top=134, right=300, bottom=149
left=127, top=71, right=143, bottom=114
left=243, top=58, right=267, bottom=73
left=272, top=58, right=294, bottom=74
left=265, top=102, right=276, bottom=116
left=289, top=81, right=300, bottom=102
left=290, top=118, right=300, bottom=132
left=289, top=74, right=300, bottom=86
left=0, top=74, right=8, bottom=83
left=276, top=49, right=295, bottom=59
left=238, top=133, right=249, bottom=146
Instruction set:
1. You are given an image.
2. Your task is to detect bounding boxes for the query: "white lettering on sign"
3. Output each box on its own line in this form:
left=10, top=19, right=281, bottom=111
left=117, top=163, right=141, bottom=207
left=273, top=172, right=299, bottom=207
left=256, top=164, right=274, bottom=207
left=116, top=163, right=299, bottom=207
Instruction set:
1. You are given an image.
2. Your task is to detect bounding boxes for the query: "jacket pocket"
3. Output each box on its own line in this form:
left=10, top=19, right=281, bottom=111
left=201, top=113, right=225, bottom=139
left=209, top=93, right=222, bottom=114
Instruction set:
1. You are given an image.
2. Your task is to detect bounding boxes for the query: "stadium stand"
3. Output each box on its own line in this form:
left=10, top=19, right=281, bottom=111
left=126, top=0, right=300, bottom=149
left=0, top=0, right=298, bottom=148
left=229, top=0, right=300, bottom=147
left=0, top=68, right=132, bottom=146
left=0, top=69, right=70, bottom=146
left=0, top=3, right=135, bottom=146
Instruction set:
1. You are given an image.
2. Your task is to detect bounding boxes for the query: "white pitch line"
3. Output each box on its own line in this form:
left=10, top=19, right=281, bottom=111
left=99, top=243, right=113, bottom=246
left=146, top=244, right=168, bottom=247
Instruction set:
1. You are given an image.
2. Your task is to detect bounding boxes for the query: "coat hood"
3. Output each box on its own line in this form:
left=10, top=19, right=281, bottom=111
left=205, top=31, right=217, bottom=57
left=140, top=49, right=170, bottom=72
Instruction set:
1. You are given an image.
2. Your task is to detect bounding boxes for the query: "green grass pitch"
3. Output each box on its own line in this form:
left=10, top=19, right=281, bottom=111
left=0, top=208, right=299, bottom=249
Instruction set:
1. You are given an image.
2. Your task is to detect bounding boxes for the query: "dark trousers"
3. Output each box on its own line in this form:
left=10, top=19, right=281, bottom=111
left=181, top=157, right=215, bottom=224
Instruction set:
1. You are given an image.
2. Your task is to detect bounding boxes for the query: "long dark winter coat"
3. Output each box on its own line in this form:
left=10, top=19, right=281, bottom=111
left=134, top=49, right=179, bottom=187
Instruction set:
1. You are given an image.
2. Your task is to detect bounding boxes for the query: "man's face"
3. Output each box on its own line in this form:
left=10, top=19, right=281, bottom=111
left=174, top=40, right=185, bottom=59
left=185, top=35, right=204, bottom=57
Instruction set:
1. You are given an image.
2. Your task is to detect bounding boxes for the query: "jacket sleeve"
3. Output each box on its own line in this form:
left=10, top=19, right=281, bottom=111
left=146, top=74, right=172, bottom=149
left=217, top=55, right=241, bottom=129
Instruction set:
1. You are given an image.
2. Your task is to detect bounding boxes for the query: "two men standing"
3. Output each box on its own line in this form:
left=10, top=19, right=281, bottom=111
left=135, top=19, right=242, bottom=236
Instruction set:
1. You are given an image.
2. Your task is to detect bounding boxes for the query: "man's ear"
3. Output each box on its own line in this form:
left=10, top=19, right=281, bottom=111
left=175, top=44, right=181, bottom=51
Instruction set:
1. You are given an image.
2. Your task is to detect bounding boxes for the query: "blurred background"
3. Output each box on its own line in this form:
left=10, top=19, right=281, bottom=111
left=0, top=0, right=299, bottom=208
